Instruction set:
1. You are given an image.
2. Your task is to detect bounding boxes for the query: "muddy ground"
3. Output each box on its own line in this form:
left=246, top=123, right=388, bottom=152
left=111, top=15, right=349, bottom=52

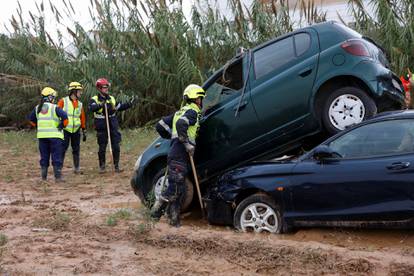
left=0, top=130, right=414, bottom=275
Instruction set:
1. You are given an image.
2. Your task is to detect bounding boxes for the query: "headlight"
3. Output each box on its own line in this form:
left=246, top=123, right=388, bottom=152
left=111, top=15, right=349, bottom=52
left=134, top=154, right=142, bottom=171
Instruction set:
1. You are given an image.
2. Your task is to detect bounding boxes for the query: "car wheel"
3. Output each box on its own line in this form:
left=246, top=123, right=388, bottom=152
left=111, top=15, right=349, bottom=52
left=322, top=87, right=377, bottom=134
left=233, top=194, right=283, bottom=234
left=150, top=168, right=194, bottom=212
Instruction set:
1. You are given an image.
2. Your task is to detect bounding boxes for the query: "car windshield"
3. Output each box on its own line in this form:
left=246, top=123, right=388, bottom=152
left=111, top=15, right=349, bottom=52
left=202, top=58, right=243, bottom=115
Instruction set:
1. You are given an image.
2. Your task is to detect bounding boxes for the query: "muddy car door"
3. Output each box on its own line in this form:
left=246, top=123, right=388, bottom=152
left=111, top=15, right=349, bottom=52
left=196, top=56, right=262, bottom=180
left=250, top=30, right=320, bottom=145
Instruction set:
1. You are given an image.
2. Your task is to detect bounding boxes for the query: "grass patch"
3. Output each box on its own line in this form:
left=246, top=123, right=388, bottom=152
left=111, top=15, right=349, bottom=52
left=128, top=207, right=156, bottom=239
left=105, top=209, right=133, bottom=227
left=32, top=210, right=71, bottom=231
left=0, top=234, right=7, bottom=246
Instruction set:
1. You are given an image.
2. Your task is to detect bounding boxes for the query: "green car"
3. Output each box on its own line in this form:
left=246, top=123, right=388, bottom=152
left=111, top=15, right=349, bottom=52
left=131, top=21, right=405, bottom=210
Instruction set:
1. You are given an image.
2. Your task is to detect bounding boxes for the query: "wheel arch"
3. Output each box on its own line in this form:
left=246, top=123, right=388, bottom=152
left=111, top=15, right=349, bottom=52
left=142, top=155, right=168, bottom=196
left=312, top=75, right=374, bottom=124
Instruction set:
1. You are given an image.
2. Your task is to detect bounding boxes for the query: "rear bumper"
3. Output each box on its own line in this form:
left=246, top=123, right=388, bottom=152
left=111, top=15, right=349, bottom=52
left=376, top=74, right=406, bottom=109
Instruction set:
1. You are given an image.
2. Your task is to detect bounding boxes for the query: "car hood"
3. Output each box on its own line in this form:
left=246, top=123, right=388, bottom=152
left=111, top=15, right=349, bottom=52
left=220, top=160, right=297, bottom=182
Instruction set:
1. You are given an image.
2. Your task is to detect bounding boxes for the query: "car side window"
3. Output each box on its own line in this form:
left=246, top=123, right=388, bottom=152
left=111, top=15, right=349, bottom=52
left=294, top=33, right=311, bottom=56
left=254, top=36, right=295, bottom=80
left=328, top=119, right=414, bottom=158
left=202, top=58, right=243, bottom=114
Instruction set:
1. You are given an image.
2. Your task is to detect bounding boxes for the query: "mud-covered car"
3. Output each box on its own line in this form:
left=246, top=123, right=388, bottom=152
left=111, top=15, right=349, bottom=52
left=131, top=21, right=405, bottom=210
left=205, top=111, right=414, bottom=233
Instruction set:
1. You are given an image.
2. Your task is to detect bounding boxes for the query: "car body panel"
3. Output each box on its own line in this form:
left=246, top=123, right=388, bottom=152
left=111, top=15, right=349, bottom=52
left=131, top=21, right=405, bottom=205
left=206, top=112, right=414, bottom=229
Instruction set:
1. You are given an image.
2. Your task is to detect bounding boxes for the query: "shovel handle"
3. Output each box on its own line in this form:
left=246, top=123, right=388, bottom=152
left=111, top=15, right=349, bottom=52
left=189, top=155, right=205, bottom=218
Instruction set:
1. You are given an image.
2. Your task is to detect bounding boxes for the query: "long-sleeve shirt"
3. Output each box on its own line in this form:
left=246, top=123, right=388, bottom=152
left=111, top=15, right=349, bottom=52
left=28, top=104, right=68, bottom=129
left=57, top=98, right=86, bottom=129
left=88, top=94, right=131, bottom=116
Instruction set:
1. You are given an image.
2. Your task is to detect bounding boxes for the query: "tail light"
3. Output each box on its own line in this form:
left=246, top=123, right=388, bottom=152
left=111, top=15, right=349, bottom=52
left=341, top=39, right=370, bottom=57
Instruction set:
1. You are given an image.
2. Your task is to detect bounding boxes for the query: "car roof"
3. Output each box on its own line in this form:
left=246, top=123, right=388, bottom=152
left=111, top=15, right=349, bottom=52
left=371, top=110, right=414, bottom=120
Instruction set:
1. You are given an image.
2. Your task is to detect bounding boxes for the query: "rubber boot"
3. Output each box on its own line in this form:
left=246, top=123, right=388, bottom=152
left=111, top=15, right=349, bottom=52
left=73, top=153, right=81, bottom=174
left=113, top=150, right=122, bottom=173
left=150, top=198, right=167, bottom=221
left=41, top=166, right=48, bottom=181
left=98, top=152, right=106, bottom=174
left=167, top=202, right=181, bottom=228
left=53, top=166, right=64, bottom=183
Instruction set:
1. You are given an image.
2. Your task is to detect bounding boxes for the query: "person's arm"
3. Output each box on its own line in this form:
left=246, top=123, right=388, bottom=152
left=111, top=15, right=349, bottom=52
left=156, top=114, right=173, bottom=139
left=57, top=98, right=64, bottom=109
left=55, top=106, right=69, bottom=128
left=88, top=98, right=102, bottom=112
left=28, top=108, right=37, bottom=127
left=115, top=101, right=132, bottom=112
left=176, top=109, right=198, bottom=143
left=80, top=106, right=86, bottom=129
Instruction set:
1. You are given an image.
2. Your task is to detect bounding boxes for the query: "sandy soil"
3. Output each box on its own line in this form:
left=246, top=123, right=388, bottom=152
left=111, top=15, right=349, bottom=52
left=0, top=130, right=414, bottom=275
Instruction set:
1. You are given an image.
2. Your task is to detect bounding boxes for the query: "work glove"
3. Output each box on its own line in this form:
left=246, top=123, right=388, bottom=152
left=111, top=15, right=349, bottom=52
left=183, top=142, right=195, bottom=157
left=82, top=129, right=87, bottom=142
left=129, top=97, right=137, bottom=107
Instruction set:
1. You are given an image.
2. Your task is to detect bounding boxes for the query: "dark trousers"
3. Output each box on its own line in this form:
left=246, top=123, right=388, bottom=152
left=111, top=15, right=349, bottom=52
left=96, top=129, right=121, bottom=166
left=39, top=138, right=63, bottom=168
left=62, top=130, right=80, bottom=165
left=162, top=159, right=188, bottom=224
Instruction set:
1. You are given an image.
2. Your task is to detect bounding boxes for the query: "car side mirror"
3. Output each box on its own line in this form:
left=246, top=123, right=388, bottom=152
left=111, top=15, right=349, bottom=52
left=312, top=145, right=342, bottom=161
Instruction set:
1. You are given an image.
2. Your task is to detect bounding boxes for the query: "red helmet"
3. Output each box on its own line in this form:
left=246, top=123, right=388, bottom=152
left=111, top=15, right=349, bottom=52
left=95, top=78, right=110, bottom=89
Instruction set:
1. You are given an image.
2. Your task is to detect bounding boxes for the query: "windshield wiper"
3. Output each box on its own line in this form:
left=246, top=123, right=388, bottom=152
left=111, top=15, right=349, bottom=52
left=235, top=49, right=252, bottom=117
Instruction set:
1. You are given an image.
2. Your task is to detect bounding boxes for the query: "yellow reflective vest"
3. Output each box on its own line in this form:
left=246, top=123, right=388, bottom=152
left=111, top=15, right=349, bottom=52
left=36, top=103, right=64, bottom=139
left=91, top=95, right=116, bottom=119
left=63, top=96, right=82, bottom=133
left=171, top=103, right=201, bottom=144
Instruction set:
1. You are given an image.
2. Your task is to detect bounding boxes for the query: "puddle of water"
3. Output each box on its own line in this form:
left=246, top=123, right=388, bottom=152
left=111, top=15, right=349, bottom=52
left=0, top=195, right=12, bottom=205
left=101, top=202, right=141, bottom=209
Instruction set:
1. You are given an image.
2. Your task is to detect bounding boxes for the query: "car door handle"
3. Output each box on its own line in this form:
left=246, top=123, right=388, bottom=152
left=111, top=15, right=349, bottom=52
left=298, top=66, right=313, bottom=77
left=233, top=100, right=248, bottom=111
left=386, top=162, right=410, bottom=170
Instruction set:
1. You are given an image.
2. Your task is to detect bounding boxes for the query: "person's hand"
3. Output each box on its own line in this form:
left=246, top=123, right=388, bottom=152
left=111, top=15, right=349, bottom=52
left=130, top=97, right=138, bottom=106
left=184, top=142, right=195, bottom=157
left=82, top=129, right=87, bottom=142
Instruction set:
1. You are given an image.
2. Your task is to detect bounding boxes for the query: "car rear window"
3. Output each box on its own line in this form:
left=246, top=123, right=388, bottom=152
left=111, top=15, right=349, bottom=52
left=254, top=36, right=295, bottom=79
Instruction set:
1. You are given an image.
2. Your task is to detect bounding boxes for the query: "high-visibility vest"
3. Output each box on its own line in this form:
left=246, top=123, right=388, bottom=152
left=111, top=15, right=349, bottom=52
left=63, top=96, right=82, bottom=133
left=91, top=95, right=116, bottom=119
left=171, top=103, right=201, bottom=145
left=36, top=102, right=64, bottom=139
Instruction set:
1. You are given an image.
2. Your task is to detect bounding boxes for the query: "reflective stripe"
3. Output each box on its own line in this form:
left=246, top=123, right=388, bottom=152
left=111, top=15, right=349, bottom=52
left=159, top=119, right=172, bottom=134
left=37, top=128, right=63, bottom=132
left=179, top=117, right=190, bottom=125
left=94, top=114, right=115, bottom=119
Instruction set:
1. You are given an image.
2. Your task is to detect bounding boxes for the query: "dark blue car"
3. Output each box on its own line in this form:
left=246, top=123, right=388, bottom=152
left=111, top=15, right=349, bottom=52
left=205, top=111, right=414, bottom=233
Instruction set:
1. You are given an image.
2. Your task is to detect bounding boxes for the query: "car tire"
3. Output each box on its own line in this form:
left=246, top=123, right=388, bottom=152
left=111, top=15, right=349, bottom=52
left=322, top=87, right=377, bottom=135
left=150, top=168, right=194, bottom=212
left=233, top=194, right=284, bottom=234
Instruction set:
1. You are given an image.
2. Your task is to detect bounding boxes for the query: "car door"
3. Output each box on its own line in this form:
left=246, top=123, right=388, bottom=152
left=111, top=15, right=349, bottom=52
left=289, top=118, right=414, bottom=222
left=196, top=57, right=262, bottom=180
left=249, top=30, right=320, bottom=145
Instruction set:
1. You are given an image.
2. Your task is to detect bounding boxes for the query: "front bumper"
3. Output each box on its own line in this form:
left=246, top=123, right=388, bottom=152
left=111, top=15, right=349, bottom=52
left=204, top=198, right=234, bottom=226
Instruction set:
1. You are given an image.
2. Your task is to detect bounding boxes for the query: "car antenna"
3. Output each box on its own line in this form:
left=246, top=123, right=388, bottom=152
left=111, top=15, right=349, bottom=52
left=235, top=48, right=252, bottom=117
